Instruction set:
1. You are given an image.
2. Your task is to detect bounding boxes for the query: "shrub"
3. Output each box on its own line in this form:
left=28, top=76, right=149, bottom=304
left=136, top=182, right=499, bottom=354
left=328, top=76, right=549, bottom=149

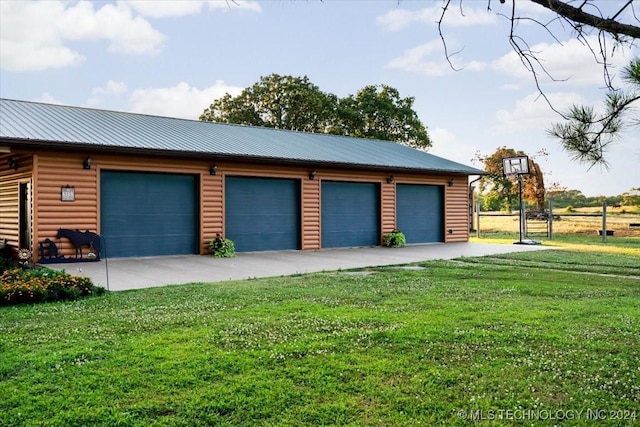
left=209, top=234, right=236, bottom=258
left=383, top=230, right=406, bottom=248
left=0, top=256, right=18, bottom=275
left=0, top=268, right=106, bottom=306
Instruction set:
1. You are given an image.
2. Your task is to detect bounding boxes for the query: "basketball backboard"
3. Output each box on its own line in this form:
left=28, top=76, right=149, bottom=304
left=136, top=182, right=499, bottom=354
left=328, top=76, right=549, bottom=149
left=502, top=156, right=529, bottom=176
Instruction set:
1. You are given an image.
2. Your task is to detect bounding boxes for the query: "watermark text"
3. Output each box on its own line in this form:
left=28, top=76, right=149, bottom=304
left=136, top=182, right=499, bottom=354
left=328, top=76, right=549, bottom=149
left=456, top=408, right=637, bottom=422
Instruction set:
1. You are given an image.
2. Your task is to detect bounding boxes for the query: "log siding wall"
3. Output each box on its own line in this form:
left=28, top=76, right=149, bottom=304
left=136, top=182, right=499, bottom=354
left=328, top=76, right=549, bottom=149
left=202, top=173, right=223, bottom=253
left=302, top=178, right=321, bottom=250
left=0, top=149, right=471, bottom=261
left=0, top=154, right=33, bottom=258
left=381, top=181, right=396, bottom=238
left=445, top=179, right=470, bottom=243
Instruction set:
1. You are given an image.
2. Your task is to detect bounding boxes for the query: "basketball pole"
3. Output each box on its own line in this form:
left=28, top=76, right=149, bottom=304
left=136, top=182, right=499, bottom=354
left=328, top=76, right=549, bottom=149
left=502, top=155, right=540, bottom=246
left=518, top=174, right=523, bottom=244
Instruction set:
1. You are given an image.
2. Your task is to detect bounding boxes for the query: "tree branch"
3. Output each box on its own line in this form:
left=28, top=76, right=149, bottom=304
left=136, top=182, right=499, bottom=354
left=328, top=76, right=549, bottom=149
left=529, top=0, right=640, bottom=38
left=437, top=0, right=465, bottom=71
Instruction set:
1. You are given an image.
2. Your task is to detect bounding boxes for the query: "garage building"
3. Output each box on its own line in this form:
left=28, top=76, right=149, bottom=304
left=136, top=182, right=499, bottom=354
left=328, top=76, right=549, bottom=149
left=0, top=99, right=483, bottom=262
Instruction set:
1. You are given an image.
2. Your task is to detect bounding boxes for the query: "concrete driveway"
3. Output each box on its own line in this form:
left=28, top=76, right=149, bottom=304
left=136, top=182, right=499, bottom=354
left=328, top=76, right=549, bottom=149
left=47, top=242, right=552, bottom=291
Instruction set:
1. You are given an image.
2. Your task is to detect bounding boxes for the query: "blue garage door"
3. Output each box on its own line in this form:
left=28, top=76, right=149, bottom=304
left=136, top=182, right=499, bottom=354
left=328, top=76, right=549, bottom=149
left=397, top=184, right=444, bottom=243
left=100, top=171, right=198, bottom=258
left=225, top=177, right=300, bottom=252
left=321, top=181, right=380, bottom=248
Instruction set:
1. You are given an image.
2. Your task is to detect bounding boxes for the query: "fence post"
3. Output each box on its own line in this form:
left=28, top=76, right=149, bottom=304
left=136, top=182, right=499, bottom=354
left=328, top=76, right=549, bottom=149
left=602, top=202, right=607, bottom=243
left=523, top=200, right=528, bottom=237
left=548, top=199, right=553, bottom=240
left=476, top=202, right=481, bottom=238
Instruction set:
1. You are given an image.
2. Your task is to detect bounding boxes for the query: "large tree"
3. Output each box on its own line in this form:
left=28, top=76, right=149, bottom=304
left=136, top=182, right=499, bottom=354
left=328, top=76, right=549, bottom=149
left=332, top=85, right=431, bottom=149
left=199, top=74, right=337, bottom=133
left=200, top=74, right=432, bottom=149
left=523, top=159, right=546, bottom=210
left=475, top=147, right=546, bottom=211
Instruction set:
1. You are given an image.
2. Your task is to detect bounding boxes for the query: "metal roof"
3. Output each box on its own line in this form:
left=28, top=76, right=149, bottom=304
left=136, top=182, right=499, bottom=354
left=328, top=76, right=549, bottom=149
left=0, top=98, right=484, bottom=174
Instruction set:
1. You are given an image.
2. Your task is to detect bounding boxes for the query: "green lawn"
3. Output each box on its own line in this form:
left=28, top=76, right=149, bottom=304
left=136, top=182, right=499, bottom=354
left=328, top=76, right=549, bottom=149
left=1, top=248, right=639, bottom=426
left=472, top=232, right=640, bottom=255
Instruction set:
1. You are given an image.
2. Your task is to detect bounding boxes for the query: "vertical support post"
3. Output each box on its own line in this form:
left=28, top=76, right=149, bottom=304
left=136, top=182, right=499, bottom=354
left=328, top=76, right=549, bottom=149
left=523, top=199, right=528, bottom=238
left=602, top=202, right=607, bottom=243
left=518, top=175, right=524, bottom=244
left=476, top=202, right=481, bottom=238
left=548, top=199, right=554, bottom=240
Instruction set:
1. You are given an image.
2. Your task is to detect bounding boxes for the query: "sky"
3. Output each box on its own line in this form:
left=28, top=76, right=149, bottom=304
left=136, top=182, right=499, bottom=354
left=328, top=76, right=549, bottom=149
left=1, top=0, right=638, bottom=197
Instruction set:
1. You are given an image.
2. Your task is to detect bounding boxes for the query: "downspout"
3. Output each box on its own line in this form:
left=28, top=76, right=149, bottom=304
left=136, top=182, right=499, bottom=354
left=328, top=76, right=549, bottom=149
left=468, top=175, right=482, bottom=232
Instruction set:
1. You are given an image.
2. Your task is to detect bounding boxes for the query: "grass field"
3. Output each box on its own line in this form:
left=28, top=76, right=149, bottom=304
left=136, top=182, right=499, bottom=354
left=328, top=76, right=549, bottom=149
left=1, top=240, right=639, bottom=426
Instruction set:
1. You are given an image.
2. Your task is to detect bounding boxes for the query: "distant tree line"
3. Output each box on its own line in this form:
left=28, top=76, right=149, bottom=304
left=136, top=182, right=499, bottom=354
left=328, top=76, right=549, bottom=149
left=545, top=189, right=639, bottom=209
left=476, top=188, right=640, bottom=211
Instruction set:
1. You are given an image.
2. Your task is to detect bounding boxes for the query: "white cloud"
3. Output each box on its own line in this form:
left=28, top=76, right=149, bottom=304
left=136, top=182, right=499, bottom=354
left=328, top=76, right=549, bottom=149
left=492, top=36, right=637, bottom=88
left=0, top=1, right=85, bottom=71
left=86, top=80, right=129, bottom=107
left=377, top=5, right=496, bottom=32
left=501, top=83, right=521, bottom=91
left=216, top=0, right=262, bottom=13
left=92, top=80, right=128, bottom=97
left=0, top=1, right=164, bottom=72
left=385, top=39, right=486, bottom=76
left=492, top=92, right=585, bottom=135
left=59, top=2, right=165, bottom=55
left=428, top=127, right=480, bottom=167
left=430, top=127, right=458, bottom=146
left=129, top=80, right=244, bottom=119
left=32, top=93, right=65, bottom=105
left=121, top=1, right=206, bottom=18
left=122, top=0, right=261, bottom=19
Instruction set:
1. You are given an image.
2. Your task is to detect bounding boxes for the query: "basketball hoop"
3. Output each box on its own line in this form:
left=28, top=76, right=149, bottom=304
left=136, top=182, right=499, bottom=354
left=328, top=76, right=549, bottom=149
left=502, top=156, right=529, bottom=177
left=502, top=156, right=539, bottom=245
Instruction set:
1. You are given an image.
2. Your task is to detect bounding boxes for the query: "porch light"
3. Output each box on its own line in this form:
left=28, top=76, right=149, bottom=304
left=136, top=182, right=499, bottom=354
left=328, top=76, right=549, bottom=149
left=83, top=156, right=92, bottom=170
left=386, top=175, right=394, bottom=184
left=448, top=178, right=455, bottom=187
left=8, top=157, right=18, bottom=170
left=210, top=165, right=217, bottom=175
left=308, top=170, right=316, bottom=180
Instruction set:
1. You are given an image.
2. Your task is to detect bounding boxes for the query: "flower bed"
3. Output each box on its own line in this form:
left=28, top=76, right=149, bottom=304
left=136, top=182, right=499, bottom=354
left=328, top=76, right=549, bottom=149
left=1, top=268, right=106, bottom=306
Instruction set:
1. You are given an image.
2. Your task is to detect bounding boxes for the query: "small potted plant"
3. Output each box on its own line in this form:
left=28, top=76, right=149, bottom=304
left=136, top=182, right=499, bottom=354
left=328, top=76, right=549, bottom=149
left=209, top=234, right=236, bottom=258
left=383, top=230, right=406, bottom=248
